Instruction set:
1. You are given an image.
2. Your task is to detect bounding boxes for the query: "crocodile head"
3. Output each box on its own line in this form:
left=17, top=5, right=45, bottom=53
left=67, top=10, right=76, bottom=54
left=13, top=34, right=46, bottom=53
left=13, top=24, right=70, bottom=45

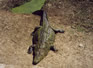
left=33, top=47, right=49, bottom=65
left=33, top=55, right=43, bottom=65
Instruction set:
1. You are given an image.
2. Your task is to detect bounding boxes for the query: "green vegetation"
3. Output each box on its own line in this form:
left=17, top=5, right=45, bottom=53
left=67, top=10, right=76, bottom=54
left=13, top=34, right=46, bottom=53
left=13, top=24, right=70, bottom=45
left=12, top=0, right=45, bottom=13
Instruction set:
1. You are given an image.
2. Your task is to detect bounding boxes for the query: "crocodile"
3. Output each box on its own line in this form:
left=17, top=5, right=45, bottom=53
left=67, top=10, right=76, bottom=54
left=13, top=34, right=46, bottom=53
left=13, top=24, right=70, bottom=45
left=28, top=10, right=65, bottom=65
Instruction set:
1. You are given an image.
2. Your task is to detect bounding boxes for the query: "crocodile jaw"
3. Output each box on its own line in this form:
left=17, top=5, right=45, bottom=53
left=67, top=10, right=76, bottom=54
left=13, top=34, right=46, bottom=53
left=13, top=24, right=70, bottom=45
left=33, top=53, right=45, bottom=65
left=33, top=47, right=49, bottom=65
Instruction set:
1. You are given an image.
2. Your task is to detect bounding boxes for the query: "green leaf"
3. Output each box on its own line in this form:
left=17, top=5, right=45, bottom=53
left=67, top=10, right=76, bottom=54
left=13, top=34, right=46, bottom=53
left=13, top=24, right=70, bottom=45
left=12, top=0, right=45, bottom=13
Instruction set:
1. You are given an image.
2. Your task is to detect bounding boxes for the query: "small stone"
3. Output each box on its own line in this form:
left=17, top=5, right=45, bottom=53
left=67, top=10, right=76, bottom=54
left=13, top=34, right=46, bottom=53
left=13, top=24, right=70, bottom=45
left=48, top=3, right=52, bottom=7
left=79, top=43, right=84, bottom=48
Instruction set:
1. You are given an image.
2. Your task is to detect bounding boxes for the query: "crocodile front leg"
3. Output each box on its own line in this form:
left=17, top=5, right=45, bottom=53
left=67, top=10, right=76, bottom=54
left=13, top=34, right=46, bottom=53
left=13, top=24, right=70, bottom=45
left=28, top=44, right=35, bottom=54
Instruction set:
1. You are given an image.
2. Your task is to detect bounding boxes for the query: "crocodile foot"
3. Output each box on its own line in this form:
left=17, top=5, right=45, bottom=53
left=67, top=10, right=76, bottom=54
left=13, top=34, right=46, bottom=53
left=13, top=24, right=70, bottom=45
left=28, top=44, right=35, bottom=54
left=50, top=46, right=58, bottom=52
left=53, top=29, right=65, bottom=33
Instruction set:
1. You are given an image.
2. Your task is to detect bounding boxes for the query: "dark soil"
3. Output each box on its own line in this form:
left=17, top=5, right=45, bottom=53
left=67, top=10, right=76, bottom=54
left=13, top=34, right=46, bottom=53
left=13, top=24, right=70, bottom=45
left=0, top=0, right=31, bottom=10
left=43, top=0, right=93, bottom=32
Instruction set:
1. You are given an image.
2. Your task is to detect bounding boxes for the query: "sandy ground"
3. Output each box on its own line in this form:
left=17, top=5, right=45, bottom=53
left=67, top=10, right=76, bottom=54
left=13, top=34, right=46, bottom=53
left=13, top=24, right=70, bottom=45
left=0, top=11, right=93, bottom=68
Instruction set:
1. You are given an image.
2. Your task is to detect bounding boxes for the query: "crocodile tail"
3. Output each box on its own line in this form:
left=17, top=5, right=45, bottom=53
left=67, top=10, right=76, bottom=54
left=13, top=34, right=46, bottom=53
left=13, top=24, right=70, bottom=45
left=41, top=10, right=49, bottom=28
left=43, top=11, right=48, bottom=20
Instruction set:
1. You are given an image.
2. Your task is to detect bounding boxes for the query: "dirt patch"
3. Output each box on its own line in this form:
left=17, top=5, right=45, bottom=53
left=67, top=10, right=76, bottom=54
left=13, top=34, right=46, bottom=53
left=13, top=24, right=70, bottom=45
left=0, top=10, right=93, bottom=68
left=0, top=0, right=31, bottom=10
left=43, top=0, right=93, bottom=32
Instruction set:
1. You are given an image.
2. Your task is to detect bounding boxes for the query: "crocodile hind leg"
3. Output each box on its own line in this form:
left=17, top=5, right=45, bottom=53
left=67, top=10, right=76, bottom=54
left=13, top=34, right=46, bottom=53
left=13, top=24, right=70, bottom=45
left=50, top=46, right=58, bottom=52
left=31, top=27, right=40, bottom=36
left=53, top=29, right=65, bottom=34
left=28, top=44, right=35, bottom=54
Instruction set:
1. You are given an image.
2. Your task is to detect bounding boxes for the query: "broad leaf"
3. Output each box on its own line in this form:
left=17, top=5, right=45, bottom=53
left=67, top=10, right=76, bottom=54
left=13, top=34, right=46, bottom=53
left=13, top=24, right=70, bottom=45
left=12, top=0, right=45, bottom=13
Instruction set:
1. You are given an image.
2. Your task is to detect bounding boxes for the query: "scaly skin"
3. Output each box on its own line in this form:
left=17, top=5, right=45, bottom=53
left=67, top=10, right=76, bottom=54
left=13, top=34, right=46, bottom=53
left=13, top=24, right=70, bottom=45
left=28, top=10, right=65, bottom=65
left=32, top=26, right=55, bottom=64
